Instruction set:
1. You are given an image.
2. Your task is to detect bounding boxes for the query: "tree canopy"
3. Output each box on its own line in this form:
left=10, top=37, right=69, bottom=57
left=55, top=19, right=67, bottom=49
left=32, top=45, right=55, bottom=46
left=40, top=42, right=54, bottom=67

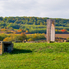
left=0, top=16, right=69, bottom=33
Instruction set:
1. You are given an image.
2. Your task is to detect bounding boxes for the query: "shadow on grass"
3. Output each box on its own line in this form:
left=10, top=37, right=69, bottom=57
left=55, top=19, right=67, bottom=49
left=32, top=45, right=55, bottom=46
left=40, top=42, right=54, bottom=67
left=10, top=48, right=32, bottom=54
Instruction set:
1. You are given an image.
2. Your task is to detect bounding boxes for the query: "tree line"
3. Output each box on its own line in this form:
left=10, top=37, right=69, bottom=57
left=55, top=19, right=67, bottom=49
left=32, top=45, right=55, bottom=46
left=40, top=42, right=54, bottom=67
left=0, top=16, right=69, bottom=33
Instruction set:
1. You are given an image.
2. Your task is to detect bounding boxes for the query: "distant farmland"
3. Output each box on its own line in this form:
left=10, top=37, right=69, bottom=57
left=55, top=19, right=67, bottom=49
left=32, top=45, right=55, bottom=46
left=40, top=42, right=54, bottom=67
left=26, top=34, right=69, bottom=38
left=45, top=34, right=69, bottom=38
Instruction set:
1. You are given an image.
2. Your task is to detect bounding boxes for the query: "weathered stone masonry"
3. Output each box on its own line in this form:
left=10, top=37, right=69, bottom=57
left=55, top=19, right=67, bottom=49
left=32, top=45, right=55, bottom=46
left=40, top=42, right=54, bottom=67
left=47, top=19, right=55, bottom=43
left=0, top=41, right=13, bottom=55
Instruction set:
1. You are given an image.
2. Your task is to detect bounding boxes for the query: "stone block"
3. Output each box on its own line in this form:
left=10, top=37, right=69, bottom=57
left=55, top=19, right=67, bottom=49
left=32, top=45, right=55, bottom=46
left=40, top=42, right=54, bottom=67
left=0, top=50, right=2, bottom=55
left=0, top=41, right=13, bottom=55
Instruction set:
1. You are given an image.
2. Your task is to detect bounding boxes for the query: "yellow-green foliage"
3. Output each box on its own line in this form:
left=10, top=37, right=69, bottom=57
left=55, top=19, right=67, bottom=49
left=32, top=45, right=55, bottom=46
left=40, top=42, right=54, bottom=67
left=27, top=38, right=34, bottom=41
left=1, top=33, right=45, bottom=42
left=3, top=37, right=11, bottom=41
left=0, top=33, right=7, bottom=41
left=3, top=34, right=20, bottom=41
left=67, top=38, right=69, bottom=40
left=18, top=33, right=26, bottom=41
left=27, top=33, right=45, bottom=40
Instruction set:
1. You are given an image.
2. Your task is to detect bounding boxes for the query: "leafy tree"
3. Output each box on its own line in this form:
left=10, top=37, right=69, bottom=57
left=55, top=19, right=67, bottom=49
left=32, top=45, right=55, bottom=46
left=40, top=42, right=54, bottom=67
left=18, top=33, right=26, bottom=41
left=0, top=17, right=3, bottom=21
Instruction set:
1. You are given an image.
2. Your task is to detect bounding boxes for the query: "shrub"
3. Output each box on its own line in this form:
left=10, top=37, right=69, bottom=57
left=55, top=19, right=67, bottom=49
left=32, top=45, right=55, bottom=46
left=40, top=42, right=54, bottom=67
left=27, top=38, right=34, bottom=41
left=26, top=33, right=46, bottom=41
left=33, top=35, right=38, bottom=40
left=0, top=36, right=2, bottom=40
left=0, top=33, right=7, bottom=40
left=3, top=37, right=10, bottom=41
left=3, top=35, right=19, bottom=42
left=67, top=38, right=69, bottom=40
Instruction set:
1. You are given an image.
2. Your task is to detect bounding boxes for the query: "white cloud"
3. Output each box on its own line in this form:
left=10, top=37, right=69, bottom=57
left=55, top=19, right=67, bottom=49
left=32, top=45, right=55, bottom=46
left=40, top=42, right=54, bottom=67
left=0, top=0, right=69, bottom=19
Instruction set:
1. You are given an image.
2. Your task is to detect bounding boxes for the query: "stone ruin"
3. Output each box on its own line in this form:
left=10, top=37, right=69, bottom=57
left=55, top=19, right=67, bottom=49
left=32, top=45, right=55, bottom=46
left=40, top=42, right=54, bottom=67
left=0, top=41, right=13, bottom=55
left=47, top=19, right=55, bottom=43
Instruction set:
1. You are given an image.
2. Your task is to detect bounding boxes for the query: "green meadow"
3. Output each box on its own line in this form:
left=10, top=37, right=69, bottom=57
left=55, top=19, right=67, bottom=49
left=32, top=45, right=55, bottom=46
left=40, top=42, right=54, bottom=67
left=0, top=42, right=69, bottom=69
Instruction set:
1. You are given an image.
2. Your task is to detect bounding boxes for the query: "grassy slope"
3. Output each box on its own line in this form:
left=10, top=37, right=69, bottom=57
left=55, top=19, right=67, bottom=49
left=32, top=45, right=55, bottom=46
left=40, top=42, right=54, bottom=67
left=0, top=42, right=69, bottom=69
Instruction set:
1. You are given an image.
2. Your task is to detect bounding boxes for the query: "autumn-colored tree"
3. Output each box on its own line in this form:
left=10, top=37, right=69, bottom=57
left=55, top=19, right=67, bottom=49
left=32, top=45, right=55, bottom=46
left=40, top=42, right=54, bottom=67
left=61, top=29, right=67, bottom=32
left=26, top=30, right=28, bottom=33
left=3, top=37, right=10, bottom=41
left=33, top=34, right=38, bottom=40
left=1, top=28, right=6, bottom=31
left=18, top=33, right=26, bottom=41
left=17, top=29, right=25, bottom=33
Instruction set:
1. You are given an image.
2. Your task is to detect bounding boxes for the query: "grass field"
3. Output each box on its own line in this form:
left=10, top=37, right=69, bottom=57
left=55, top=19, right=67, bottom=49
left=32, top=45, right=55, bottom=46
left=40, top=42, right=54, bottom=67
left=0, top=42, right=69, bottom=69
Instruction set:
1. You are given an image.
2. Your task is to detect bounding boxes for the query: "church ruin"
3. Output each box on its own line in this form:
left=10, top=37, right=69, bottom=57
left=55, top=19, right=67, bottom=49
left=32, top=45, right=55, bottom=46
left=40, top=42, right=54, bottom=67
left=0, top=41, right=13, bottom=55
left=47, top=19, right=55, bottom=43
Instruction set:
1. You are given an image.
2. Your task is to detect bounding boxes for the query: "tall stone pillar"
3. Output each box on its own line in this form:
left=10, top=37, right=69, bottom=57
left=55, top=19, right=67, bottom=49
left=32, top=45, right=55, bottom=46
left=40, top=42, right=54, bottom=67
left=47, top=19, right=55, bottom=43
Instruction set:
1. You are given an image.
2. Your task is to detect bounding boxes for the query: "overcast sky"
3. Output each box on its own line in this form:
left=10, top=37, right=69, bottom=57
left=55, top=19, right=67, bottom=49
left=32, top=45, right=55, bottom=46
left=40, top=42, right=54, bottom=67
left=0, top=0, right=69, bottom=19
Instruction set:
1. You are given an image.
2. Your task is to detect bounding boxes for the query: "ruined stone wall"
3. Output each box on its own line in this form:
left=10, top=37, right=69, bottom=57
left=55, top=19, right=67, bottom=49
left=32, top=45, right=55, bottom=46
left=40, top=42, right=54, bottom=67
left=0, top=41, right=13, bottom=55
left=0, top=41, right=4, bottom=55
left=47, top=19, right=55, bottom=43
